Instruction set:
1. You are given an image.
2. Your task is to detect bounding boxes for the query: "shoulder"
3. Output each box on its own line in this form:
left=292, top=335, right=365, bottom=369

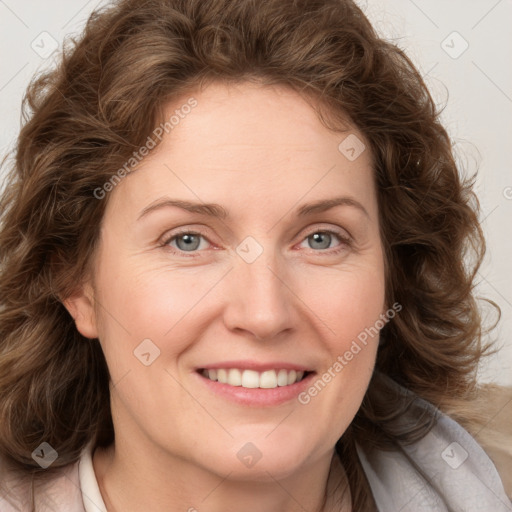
left=0, top=453, right=85, bottom=512
left=356, top=376, right=512, bottom=511
left=458, top=384, right=512, bottom=500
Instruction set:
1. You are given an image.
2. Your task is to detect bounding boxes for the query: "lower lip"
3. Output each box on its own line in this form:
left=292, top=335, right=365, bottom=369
left=195, top=371, right=316, bottom=407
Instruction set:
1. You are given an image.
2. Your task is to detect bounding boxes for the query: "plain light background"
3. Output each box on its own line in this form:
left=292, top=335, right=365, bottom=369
left=0, top=0, right=511, bottom=385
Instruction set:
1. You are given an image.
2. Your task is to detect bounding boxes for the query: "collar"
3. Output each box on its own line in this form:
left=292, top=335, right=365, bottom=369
left=78, top=442, right=107, bottom=512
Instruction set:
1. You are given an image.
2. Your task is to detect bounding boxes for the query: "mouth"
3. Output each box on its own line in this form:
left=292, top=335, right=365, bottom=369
left=197, top=368, right=313, bottom=389
left=195, top=367, right=316, bottom=406
left=194, top=360, right=317, bottom=406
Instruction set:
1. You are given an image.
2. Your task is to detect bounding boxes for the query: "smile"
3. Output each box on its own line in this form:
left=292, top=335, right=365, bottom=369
left=199, top=368, right=309, bottom=389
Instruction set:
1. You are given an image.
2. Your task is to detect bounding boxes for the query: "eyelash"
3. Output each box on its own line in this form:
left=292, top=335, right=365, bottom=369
left=159, top=228, right=352, bottom=258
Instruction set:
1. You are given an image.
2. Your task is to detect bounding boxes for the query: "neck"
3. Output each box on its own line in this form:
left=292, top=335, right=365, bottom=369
left=93, top=439, right=351, bottom=512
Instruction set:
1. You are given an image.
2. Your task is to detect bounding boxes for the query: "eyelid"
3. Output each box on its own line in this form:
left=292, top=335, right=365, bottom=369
left=299, top=223, right=352, bottom=241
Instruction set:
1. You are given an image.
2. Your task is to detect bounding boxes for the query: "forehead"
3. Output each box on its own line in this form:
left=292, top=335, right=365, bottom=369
left=163, top=81, right=355, bottom=156
left=106, top=81, right=377, bottom=221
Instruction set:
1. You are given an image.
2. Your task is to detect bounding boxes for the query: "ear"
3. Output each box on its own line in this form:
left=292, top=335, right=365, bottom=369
left=62, top=282, right=99, bottom=339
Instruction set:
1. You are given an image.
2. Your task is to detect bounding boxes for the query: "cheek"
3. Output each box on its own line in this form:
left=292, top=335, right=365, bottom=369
left=303, top=263, right=386, bottom=341
left=93, top=255, right=226, bottom=365
left=296, top=267, right=385, bottom=417
left=296, top=261, right=386, bottom=407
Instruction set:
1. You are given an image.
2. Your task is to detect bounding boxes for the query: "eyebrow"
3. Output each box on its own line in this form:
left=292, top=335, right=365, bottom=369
left=137, top=195, right=369, bottom=221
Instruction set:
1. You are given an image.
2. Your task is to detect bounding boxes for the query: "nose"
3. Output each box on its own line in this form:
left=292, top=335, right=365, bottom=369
left=222, top=245, right=295, bottom=341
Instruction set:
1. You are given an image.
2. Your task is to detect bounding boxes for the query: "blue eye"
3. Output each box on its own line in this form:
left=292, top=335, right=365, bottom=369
left=161, top=228, right=350, bottom=257
left=306, top=232, right=336, bottom=250
left=299, top=230, right=349, bottom=253
left=167, top=232, right=209, bottom=252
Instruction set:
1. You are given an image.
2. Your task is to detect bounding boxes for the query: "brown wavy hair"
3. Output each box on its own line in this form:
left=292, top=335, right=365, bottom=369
left=0, top=0, right=498, bottom=509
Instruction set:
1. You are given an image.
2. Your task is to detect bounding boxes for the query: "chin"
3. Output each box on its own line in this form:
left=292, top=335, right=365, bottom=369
left=197, top=444, right=315, bottom=482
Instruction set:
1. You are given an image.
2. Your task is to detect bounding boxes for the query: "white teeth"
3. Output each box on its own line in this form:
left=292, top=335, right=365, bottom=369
left=241, top=370, right=260, bottom=388
left=287, top=370, right=297, bottom=385
left=260, top=370, right=278, bottom=389
left=277, top=369, right=288, bottom=386
left=227, top=368, right=242, bottom=386
left=202, top=368, right=307, bottom=388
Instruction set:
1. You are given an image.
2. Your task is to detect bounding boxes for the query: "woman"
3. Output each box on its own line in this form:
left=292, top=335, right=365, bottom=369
left=0, top=0, right=510, bottom=510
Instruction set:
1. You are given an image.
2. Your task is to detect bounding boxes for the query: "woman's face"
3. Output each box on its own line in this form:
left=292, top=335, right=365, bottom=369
left=69, top=81, right=386, bottom=480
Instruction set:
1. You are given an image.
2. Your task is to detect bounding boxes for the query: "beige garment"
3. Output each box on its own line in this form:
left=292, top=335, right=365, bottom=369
left=463, top=384, right=512, bottom=500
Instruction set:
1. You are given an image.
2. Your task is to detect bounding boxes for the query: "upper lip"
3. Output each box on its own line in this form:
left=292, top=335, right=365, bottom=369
left=196, top=360, right=314, bottom=372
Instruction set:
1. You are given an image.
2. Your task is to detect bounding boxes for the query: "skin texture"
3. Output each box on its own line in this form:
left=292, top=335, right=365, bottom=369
left=64, top=82, right=386, bottom=512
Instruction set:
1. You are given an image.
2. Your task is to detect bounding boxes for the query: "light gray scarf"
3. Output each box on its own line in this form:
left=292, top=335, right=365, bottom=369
left=356, top=375, right=512, bottom=511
